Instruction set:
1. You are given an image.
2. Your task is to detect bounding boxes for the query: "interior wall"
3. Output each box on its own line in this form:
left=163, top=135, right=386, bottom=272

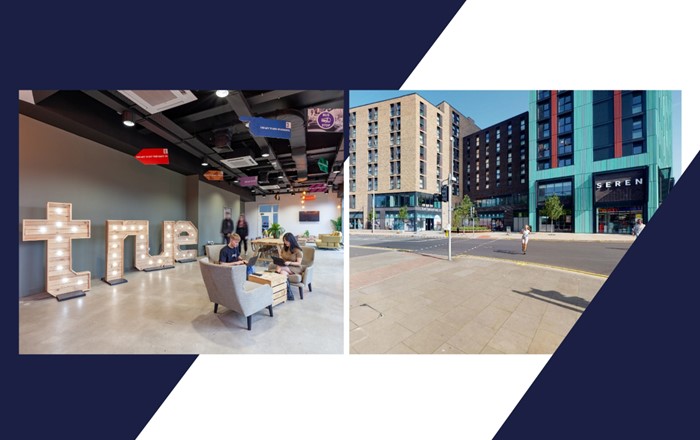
left=196, top=181, right=241, bottom=248
left=19, top=115, right=187, bottom=297
left=244, top=192, right=341, bottom=239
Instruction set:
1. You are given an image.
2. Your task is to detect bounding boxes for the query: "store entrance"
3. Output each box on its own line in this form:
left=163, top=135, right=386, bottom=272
left=596, top=207, right=643, bottom=234
left=425, top=218, right=434, bottom=231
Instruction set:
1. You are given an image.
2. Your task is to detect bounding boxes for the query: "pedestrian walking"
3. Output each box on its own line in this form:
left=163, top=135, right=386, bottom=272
left=632, top=218, right=645, bottom=237
left=521, top=225, right=531, bottom=254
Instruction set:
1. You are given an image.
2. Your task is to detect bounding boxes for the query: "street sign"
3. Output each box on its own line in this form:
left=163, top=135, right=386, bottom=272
left=318, top=158, right=329, bottom=173
left=135, top=148, right=169, bottom=165
left=203, top=170, right=224, bottom=181
left=240, top=116, right=292, bottom=139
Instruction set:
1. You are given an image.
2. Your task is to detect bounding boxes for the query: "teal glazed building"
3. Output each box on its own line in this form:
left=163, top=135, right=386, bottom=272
left=528, top=91, right=673, bottom=233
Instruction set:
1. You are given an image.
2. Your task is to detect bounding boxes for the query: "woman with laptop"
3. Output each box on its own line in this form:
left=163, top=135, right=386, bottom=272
left=272, top=232, right=304, bottom=301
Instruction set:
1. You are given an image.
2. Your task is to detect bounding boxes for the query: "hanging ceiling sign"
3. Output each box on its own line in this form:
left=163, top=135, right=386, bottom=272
left=135, top=148, right=169, bottom=165
left=308, top=183, right=327, bottom=192
left=307, top=108, right=343, bottom=132
left=302, top=195, right=317, bottom=201
left=204, top=170, right=224, bottom=181
left=240, top=116, right=292, bottom=139
left=317, top=157, right=329, bottom=173
left=238, top=175, right=258, bottom=187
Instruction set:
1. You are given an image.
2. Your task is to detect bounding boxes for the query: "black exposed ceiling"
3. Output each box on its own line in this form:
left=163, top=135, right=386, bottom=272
left=20, top=90, right=345, bottom=200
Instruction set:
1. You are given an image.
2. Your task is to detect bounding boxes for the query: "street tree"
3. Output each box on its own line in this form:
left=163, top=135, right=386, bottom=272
left=453, top=195, right=473, bottom=231
left=542, top=195, right=565, bottom=232
left=397, top=206, right=409, bottom=231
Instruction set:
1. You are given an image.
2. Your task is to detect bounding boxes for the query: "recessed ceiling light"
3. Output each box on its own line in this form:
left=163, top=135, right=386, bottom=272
left=215, top=90, right=229, bottom=98
left=201, top=161, right=208, bottom=166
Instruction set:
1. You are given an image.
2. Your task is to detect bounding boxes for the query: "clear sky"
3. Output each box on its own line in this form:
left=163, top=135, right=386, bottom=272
left=350, top=90, right=683, bottom=181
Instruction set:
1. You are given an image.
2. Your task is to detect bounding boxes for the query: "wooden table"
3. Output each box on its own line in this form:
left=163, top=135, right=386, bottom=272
left=251, top=238, right=284, bottom=262
left=248, top=271, right=288, bottom=306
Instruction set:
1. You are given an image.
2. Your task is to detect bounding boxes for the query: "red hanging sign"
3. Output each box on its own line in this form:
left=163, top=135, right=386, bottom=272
left=135, top=148, right=169, bottom=165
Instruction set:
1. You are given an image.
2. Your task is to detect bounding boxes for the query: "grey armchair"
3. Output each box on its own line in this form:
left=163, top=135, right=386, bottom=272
left=205, top=244, right=226, bottom=264
left=289, top=246, right=315, bottom=299
left=198, top=257, right=273, bottom=330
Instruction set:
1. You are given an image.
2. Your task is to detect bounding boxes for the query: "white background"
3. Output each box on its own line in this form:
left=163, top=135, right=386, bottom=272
left=138, top=1, right=699, bottom=439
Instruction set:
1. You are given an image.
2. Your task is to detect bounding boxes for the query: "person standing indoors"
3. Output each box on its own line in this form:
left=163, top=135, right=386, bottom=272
left=521, top=225, right=531, bottom=255
left=221, top=210, right=234, bottom=244
left=235, top=214, right=249, bottom=255
left=632, top=218, right=646, bottom=237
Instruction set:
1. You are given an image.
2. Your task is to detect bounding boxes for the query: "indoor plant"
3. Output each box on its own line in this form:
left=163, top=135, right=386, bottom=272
left=267, top=223, right=285, bottom=239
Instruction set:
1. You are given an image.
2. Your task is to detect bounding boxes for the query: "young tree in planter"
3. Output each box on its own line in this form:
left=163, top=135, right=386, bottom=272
left=397, top=206, right=409, bottom=231
left=542, top=195, right=565, bottom=233
left=452, top=195, right=473, bottom=232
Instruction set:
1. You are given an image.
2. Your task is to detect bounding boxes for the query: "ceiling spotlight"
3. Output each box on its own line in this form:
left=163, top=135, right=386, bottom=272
left=261, top=146, right=270, bottom=158
left=122, top=110, right=135, bottom=127
left=333, top=165, right=341, bottom=174
left=201, top=159, right=209, bottom=166
left=278, top=175, right=284, bottom=179
left=215, top=90, right=229, bottom=98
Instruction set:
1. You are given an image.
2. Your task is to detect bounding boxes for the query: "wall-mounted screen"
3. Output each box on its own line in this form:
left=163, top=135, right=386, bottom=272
left=299, top=211, right=320, bottom=222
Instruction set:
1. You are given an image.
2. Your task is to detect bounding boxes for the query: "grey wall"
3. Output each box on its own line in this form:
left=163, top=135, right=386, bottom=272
left=19, top=115, right=188, bottom=297
left=197, top=181, right=241, bottom=248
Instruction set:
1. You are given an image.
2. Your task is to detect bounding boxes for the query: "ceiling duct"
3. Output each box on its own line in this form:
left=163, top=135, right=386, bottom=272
left=213, top=129, right=233, bottom=153
left=116, top=90, right=197, bottom=114
left=276, top=112, right=308, bottom=182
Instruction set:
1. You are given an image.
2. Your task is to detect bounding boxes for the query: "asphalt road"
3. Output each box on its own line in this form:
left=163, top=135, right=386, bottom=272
left=349, top=235, right=632, bottom=276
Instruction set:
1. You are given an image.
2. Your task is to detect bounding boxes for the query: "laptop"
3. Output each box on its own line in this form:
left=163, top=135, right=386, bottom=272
left=271, top=255, right=287, bottom=266
left=245, top=255, right=258, bottom=268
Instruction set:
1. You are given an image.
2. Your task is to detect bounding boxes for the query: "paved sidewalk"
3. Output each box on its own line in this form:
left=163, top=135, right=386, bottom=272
left=350, top=229, right=635, bottom=243
left=350, top=249, right=606, bottom=354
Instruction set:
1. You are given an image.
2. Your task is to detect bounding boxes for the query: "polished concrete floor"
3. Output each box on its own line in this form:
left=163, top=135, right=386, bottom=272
left=19, top=248, right=344, bottom=354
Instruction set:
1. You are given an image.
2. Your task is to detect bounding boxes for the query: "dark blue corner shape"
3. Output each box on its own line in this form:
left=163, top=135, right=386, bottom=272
left=495, top=151, right=700, bottom=439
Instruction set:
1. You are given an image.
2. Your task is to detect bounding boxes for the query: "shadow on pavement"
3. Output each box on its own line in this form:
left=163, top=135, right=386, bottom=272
left=493, top=249, right=523, bottom=255
left=512, top=287, right=590, bottom=313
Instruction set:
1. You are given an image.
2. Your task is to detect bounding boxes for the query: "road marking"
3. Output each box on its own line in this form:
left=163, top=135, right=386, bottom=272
left=455, top=254, right=608, bottom=278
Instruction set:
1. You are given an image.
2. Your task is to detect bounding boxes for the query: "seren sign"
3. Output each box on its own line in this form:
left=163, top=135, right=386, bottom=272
left=593, top=168, right=648, bottom=204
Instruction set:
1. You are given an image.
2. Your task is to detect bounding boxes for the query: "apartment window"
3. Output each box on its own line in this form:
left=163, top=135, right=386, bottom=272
left=485, top=146, right=490, bottom=158
left=538, top=102, right=551, bottom=120
left=437, top=139, right=442, bottom=153
left=496, top=128, right=501, bottom=140
left=420, top=146, right=426, bottom=160
left=496, top=169, right=501, bottom=180
left=420, top=161, right=426, bottom=175
left=437, top=126, right=442, bottom=138
left=623, top=141, right=646, bottom=156
left=350, top=127, right=356, bottom=138
left=420, top=132, right=425, bottom=146
left=350, top=180, right=356, bottom=192
left=520, top=150, right=526, bottom=161
left=520, top=163, right=526, bottom=175
left=496, top=141, right=500, bottom=154
left=476, top=149, right=480, bottom=159
left=558, top=93, right=573, bottom=113
left=350, top=152, right=356, bottom=165
left=420, top=102, right=426, bottom=117
left=507, top=164, right=513, bottom=178
left=437, top=152, right=441, bottom=164
left=631, top=117, right=643, bottom=139
left=538, top=161, right=551, bottom=170
left=452, top=111, right=460, bottom=124
left=558, top=115, right=573, bottom=134
left=419, top=176, right=425, bottom=190
left=508, top=138, right=512, bottom=151
left=631, top=92, right=643, bottom=115
left=507, top=123, right=512, bottom=136
left=521, top=177, right=526, bottom=184
left=559, top=157, right=573, bottom=167
left=520, top=133, right=526, bottom=146
left=350, top=139, right=356, bottom=151
left=537, top=90, right=551, bottom=100
left=520, top=117, right=526, bottom=131
left=395, top=146, right=401, bottom=159
left=485, top=158, right=490, bottom=169
left=476, top=136, right=480, bottom=147
left=368, top=107, right=378, bottom=121
left=485, top=132, right=490, bottom=143
left=538, top=141, right=551, bottom=159
left=496, top=156, right=500, bottom=167
left=396, top=176, right=401, bottom=189
left=558, top=135, right=573, bottom=155
left=390, top=102, right=401, bottom=117
left=350, top=166, right=356, bottom=177
left=389, top=177, right=394, bottom=190
left=350, top=195, right=355, bottom=209
left=508, top=152, right=512, bottom=164
left=437, top=113, right=442, bottom=126
left=420, top=117, right=426, bottom=132
left=538, top=121, right=551, bottom=139
left=350, top=112, right=356, bottom=125
left=396, top=133, right=401, bottom=145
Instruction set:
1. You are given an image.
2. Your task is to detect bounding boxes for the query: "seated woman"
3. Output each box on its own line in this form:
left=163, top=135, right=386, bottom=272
left=274, top=232, right=304, bottom=300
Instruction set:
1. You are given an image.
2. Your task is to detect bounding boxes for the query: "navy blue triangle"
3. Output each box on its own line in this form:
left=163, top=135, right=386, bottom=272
left=495, top=151, right=700, bottom=438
